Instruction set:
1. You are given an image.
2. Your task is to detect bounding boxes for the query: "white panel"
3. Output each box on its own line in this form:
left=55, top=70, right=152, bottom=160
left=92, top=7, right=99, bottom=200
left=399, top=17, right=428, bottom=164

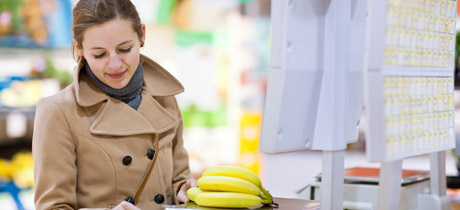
left=260, top=0, right=328, bottom=153
left=260, top=0, right=367, bottom=153
left=259, top=68, right=322, bottom=153
left=346, top=0, right=367, bottom=143
left=284, top=0, right=322, bottom=71
left=268, top=0, right=285, bottom=69
left=364, top=0, right=457, bottom=162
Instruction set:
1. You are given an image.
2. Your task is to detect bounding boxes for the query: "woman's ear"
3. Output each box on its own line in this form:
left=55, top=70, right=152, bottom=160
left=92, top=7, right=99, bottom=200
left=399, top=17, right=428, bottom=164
left=140, top=24, right=146, bottom=47
left=73, top=39, right=83, bottom=57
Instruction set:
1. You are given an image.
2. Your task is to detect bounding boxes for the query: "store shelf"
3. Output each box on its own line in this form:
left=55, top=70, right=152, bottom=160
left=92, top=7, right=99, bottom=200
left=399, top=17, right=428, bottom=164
left=0, top=47, right=71, bottom=58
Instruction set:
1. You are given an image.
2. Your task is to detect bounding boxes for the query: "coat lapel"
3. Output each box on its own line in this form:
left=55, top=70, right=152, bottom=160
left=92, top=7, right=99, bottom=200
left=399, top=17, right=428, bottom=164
left=137, top=92, right=178, bottom=133
left=89, top=92, right=177, bottom=136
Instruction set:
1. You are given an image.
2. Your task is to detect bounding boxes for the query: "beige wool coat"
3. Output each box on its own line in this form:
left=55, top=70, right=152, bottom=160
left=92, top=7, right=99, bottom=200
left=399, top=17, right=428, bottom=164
left=32, top=55, right=191, bottom=210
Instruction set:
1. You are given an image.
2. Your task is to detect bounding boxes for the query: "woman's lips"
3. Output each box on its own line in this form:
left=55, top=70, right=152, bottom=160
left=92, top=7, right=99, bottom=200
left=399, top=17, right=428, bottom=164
left=107, top=71, right=126, bottom=79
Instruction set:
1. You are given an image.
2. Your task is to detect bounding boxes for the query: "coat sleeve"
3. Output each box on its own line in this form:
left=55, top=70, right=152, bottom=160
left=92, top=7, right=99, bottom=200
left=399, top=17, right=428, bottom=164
left=32, top=98, right=79, bottom=210
left=171, top=101, right=192, bottom=204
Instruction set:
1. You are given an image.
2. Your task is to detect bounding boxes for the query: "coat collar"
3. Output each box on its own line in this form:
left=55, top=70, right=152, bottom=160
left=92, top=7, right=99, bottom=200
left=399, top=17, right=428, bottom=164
left=73, top=54, right=184, bottom=136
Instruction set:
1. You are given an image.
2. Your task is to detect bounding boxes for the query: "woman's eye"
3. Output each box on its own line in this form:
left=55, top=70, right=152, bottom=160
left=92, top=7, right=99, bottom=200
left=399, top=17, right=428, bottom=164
left=119, top=47, right=132, bottom=53
left=94, top=53, right=106, bottom=59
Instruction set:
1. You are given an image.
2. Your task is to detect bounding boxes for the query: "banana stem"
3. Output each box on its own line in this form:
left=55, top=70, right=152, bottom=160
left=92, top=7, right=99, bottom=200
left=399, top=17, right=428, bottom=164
left=261, top=198, right=272, bottom=204
left=260, top=186, right=279, bottom=207
left=260, top=186, right=273, bottom=199
left=259, top=193, right=269, bottom=200
left=259, top=192, right=272, bottom=204
left=259, top=190, right=273, bottom=204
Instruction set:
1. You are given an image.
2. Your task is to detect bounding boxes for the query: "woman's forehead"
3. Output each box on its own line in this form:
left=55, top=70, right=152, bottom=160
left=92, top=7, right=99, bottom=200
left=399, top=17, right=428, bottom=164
left=82, top=19, right=137, bottom=48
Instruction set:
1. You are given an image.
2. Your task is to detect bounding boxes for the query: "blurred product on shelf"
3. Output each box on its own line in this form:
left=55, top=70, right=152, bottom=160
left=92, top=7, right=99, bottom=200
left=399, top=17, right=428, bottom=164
left=0, top=151, right=33, bottom=189
left=0, top=151, right=33, bottom=210
left=239, top=112, right=262, bottom=174
left=171, top=0, right=238, bottom=31
left=0, top=0, right=72, bottom=48
left=0, top=53, right=72, bottom=107
left=157, top=0, right=177, bottom=25
left=0, top=159, right=12, bottom=182
left=0, top=78, right=60, bottom=107
left=182, top=104, right=228, bottom=127
left=29, top=54, right=74, bottom=88
left=0, top=107, right=34, bottom=145
left=22, top=0, right=48, bottom=44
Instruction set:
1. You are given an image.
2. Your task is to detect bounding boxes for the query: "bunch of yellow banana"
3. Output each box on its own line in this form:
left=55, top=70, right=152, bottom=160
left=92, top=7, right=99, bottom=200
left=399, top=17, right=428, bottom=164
left=187, top=165, right=275, bottom=208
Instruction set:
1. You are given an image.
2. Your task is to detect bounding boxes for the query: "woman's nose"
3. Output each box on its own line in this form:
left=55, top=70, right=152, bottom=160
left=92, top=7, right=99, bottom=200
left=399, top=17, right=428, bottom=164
left=108, top=54, right=123, bottom=70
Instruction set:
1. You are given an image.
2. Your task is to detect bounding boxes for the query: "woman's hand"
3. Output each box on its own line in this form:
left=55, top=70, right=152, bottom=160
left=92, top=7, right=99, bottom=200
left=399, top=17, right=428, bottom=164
left=112, top=201, right=141, bottom=210
left=176, top=178, right=198, bottom=203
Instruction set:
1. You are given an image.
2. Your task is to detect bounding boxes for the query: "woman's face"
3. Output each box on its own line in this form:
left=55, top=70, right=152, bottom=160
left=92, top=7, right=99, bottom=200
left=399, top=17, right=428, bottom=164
left=75, top=18, right=145, bottom=89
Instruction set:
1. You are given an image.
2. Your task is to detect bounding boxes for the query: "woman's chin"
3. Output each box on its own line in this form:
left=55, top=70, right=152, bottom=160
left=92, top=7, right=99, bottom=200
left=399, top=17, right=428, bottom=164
left=108, top=82, right=127, bottom=89
left=105, top=78, right=130, bottom=89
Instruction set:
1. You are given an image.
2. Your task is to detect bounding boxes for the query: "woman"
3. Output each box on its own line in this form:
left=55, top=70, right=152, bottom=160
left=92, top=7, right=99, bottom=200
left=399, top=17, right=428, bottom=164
left=32, top=0, right=196, bottom=209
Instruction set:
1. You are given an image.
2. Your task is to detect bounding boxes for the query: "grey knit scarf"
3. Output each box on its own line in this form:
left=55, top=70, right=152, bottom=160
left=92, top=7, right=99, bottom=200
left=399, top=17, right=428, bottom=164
left=84, top=62, right=144, bottom=110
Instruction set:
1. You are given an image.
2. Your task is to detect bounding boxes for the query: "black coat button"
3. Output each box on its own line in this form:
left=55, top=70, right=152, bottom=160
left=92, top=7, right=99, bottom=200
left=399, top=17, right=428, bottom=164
left=147, top=149, right=155, bottom=160
left=125, top=196, right=135, bottom=204
left=122, top=156, right=132, bottom=165
left=154, top=194, right=164, bottom=204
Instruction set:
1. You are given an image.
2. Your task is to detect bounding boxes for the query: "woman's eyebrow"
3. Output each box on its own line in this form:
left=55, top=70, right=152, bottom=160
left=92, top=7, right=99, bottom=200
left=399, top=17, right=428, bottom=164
left=89, top=40, right=134, bottom=50
left=89, top=46, right=104, bottom=50
left=118, top=40, right=133, bottom=46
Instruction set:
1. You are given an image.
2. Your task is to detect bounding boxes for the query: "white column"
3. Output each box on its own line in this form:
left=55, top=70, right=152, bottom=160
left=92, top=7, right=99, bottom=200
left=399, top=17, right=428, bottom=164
left=377, top=160, right=402, bottom=210
left=417, top=151, right=451, bottom=210
left=321, top=150, right=345, bottom=210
